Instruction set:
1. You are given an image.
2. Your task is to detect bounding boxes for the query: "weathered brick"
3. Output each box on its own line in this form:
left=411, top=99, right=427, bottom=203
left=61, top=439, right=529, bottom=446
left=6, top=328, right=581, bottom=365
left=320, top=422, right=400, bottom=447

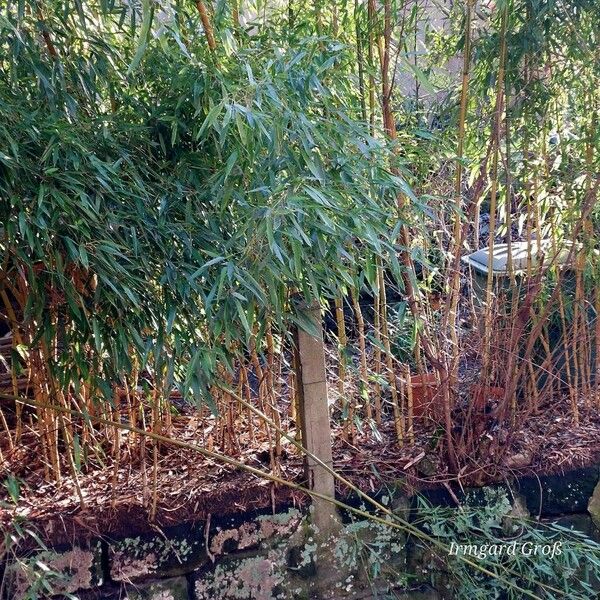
left=6, top=542, right=103, bottom=598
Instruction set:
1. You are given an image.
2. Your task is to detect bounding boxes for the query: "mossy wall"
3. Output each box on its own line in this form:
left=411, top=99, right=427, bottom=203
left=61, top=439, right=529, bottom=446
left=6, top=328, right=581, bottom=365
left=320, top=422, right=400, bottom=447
left=6, top=465, right=600, bottom=600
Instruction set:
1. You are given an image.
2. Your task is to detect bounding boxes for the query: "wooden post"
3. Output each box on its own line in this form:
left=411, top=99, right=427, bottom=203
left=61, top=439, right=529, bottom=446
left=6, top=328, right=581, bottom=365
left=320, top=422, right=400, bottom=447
left=293, top=300, right=339, bottom=533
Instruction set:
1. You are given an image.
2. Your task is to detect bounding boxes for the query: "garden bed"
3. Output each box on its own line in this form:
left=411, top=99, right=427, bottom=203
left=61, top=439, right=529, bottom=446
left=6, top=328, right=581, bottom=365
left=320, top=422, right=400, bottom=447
left=3, top=395, right=600, bottom=549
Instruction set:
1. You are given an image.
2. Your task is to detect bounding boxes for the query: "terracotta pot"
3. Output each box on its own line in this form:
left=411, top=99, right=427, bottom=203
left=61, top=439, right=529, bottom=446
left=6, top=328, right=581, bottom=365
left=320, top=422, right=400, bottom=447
left=471, top=384, right=505, bottom=411
left=410, top=373, right=440, bottom=419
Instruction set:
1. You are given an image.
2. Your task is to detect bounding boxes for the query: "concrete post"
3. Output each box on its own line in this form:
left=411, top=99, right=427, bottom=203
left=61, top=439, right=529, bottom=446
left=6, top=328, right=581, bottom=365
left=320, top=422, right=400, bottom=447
left=293, top=300, right=339, bottom=534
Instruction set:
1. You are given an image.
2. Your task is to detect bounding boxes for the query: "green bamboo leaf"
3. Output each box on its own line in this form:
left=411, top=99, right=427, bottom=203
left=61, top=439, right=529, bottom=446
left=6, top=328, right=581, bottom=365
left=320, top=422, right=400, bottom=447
left=224, top=151, right=238, bottom=181
left=290, top=308, right=320, bottom=338
left=127, top=0, right=154, bottom=74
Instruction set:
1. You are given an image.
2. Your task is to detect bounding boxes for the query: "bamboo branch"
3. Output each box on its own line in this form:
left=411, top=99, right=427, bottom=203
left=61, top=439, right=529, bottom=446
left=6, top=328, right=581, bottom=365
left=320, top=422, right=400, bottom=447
left=196, top=1, right=217, bottom=52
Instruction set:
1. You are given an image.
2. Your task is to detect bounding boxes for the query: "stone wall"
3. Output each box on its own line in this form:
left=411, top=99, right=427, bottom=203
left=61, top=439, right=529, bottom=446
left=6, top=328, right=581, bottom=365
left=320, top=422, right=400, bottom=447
left=5, top=465, right=600, bottom=600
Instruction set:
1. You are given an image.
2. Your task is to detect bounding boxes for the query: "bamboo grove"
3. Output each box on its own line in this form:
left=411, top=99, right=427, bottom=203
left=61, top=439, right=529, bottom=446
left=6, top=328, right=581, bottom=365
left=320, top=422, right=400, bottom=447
left=0, top=0, right=599, bottom=506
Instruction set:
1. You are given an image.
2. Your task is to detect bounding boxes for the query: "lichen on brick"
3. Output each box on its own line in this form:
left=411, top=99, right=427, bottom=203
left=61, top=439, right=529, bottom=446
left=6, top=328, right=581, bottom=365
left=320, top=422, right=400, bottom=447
left=195, top=550, right=287, bottom=600
left=110, top=533, right=202, bottom=581
left=7, top=542, right=103, bottom=599
left=208, top=509, right=302, bottom=558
